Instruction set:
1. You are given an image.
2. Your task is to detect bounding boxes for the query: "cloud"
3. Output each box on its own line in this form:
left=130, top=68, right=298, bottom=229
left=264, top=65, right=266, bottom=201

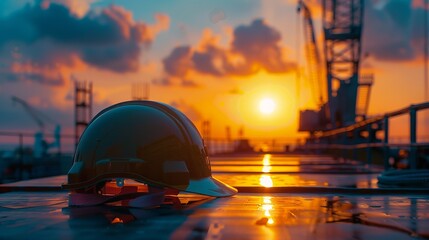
left=232, top=19, right=292, bottom=73
left=0, top=1, right=169, bottom=85
left=412, top=0, right=429, bottom=9
left=362, top=0, right=418, bottom=61
left=192, top=44, right=228, bottom=76
left=161, top=19, right=295, bottom=83
left=163, top=46, right=193, bottom=77
left=45, top=0, right=97, bottom=17
left=366, top=0, right=429, bottom=63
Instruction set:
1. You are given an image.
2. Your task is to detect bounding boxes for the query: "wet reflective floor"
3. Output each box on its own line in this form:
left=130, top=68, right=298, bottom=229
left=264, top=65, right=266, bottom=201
left=1, top=154, right=428, bottom=239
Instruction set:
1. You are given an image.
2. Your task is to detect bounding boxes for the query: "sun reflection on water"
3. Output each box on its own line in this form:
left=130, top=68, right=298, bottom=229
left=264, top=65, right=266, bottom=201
left=262, top=196, right=274, bottom=225
left=262, top=166, right=271, bottom=173
left=260, top=154, right=273, bottom=187
left=262, top=154, right=271, bottom=166
left=259, top=175, right=273, bottom=187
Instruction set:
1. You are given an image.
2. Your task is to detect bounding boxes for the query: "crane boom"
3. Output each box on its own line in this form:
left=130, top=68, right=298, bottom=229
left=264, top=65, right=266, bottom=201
left=297, top=0, right=324, bottom=105
left=11, top=96, right=56, bottom=131
left=11, top=96, right=46, bottom=131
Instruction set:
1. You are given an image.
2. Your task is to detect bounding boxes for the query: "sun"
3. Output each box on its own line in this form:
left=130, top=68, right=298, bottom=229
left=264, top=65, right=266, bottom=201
left=259, top=98, right=276, bottom=115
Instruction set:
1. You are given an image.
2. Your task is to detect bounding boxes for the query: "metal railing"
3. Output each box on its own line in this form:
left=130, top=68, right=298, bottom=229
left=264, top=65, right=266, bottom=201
left=304, top=102, right=429, bottom=170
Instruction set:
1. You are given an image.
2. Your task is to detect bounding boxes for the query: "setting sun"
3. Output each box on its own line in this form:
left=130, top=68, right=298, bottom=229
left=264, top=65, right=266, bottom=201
left=259, top=98, right=276, bottom=115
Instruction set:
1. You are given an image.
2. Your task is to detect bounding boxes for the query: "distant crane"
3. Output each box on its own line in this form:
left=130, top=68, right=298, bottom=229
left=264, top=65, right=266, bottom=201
left=11, top=96, right=61, bottom=158
left=12, top=96, right=51, bottom=133
left=298, top=0, right=373, bottom=133
left=297, top=0, right=324, bottom=105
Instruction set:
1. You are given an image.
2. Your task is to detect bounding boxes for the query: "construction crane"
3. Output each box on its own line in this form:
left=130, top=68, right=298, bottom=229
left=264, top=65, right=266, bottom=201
left=11, top=96, right=52, bottom=133
left=11, top=96, right=61, bottom=157
left=298, top=0, right=372, bottom=133
left=323, top=0, right=364, bottom=128
left=297, top=0, right=324, bottom=106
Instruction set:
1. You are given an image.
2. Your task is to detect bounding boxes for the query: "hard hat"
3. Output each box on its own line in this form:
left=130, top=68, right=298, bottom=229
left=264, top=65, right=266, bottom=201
left=62, top=100, right=237, bottom=197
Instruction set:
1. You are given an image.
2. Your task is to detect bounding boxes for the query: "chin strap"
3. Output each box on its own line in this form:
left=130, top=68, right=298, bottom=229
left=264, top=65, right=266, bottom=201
left=69, top=180, right=181, bottom=208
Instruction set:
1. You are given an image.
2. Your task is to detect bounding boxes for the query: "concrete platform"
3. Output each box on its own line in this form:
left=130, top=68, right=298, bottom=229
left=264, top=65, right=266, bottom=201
left=1, top=154, right=428, bottom=239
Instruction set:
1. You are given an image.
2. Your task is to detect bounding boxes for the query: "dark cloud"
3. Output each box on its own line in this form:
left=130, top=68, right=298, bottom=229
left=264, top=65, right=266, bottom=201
left=0, top=1, right=168, bottom=85
left=192, top=46, right=226, bottom=76
left=162, top=46, right=192, bottom=77
left=162, top=19, right=294, bottom=81
left=232, top=19, right=290, bottom=73
left=363, top=0, right=425, bottom=61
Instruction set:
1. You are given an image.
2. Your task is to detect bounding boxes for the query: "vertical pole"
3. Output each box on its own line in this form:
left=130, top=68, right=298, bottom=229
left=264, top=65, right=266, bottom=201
left=366, top=124, right=372, bottom=165
left=74, top=81, right=78, bottom=149
left=425, top=0, right=428, bottom=101
left=352, top=130, right=357, bottom=161
left=424, top=0, right=429, bottom=147
left=19, top=134, right=23, bottom=180
left=89, top=82, right=93, bottom=120
left=409, top=107, right=417, bottom=169
left=383, top=116, right=390, bottom=170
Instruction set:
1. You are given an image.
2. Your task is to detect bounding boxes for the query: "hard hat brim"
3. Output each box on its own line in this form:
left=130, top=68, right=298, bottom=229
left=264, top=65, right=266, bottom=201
left=185, top=176, right=237, bottom=197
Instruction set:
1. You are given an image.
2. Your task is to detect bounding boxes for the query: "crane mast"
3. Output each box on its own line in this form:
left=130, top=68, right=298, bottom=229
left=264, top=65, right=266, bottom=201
left=298, top=0, right=366, bottom=132
left=323, top=0, right=364, bottom=128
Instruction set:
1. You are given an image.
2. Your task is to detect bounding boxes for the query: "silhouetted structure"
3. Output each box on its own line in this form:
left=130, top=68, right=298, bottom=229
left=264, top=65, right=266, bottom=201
left=132, top=82, right=149, bottom=100
left=298, top=0, right=373, bottom=132
left=202, top=120, right=211, bottom=152
left=75, top=81, right=92, bottom=148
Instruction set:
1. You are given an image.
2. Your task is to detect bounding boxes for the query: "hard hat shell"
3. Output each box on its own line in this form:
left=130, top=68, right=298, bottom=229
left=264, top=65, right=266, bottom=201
left=62, top=101, right=237, bottom=197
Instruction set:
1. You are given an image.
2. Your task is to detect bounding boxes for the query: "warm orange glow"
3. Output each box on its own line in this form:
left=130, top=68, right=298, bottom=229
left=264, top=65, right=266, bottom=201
left=259, top=98, right=276, bottom=114
left=263, top=196, right=272, bottom=204
left=210, top=72, right=298, bottom=138
left=262, top=196, right=274, bottom=225
left=262, top=204, right=273, bottom=211
left=262, top=154, right=272, bottom=172
left=262, top=154, right=271, bottom=165
left=259, top=175, right=273, bottom=187
left=262, top=166, right=271, bottom=173
left=111, top=217, right=123, bottom=224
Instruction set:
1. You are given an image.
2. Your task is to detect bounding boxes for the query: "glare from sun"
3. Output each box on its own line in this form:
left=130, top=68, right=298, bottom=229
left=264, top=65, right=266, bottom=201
left=259, top=98, right=276, bottom=115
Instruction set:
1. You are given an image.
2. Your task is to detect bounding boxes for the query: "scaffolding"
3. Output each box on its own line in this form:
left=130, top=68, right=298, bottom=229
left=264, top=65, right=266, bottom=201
left=131, top=82, right=149, bottom=100
left=74, top=81, right=92, bottom=147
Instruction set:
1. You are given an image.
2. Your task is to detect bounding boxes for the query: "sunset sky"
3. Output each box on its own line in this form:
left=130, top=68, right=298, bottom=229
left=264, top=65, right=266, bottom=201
left=0, top=0, right=428, bottom=144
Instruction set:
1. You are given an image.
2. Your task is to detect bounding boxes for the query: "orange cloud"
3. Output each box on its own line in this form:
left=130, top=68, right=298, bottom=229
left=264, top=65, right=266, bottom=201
left=160, top=19, right=295, bottom=86
left=42, top=0, right=96, bottom=17
left=412, top=0, right=429, bottom=9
